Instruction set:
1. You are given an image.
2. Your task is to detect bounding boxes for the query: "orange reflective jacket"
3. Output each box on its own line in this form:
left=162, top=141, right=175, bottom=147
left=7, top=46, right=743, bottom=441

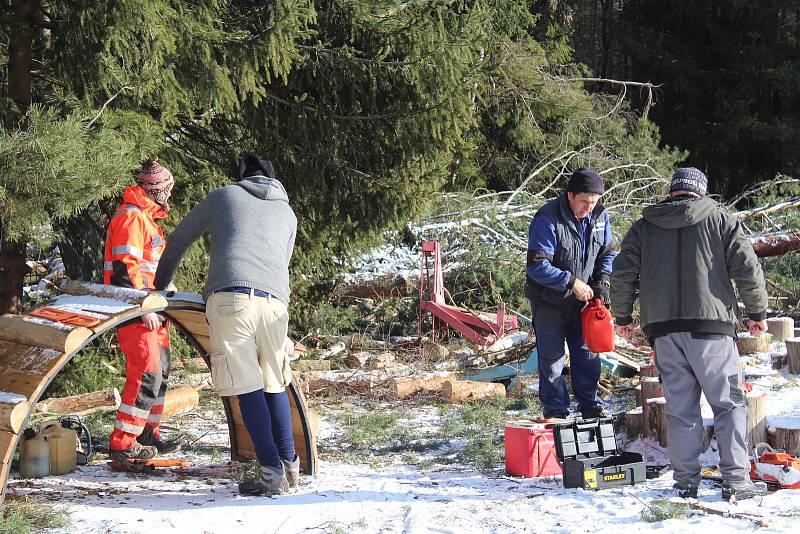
left=103, top=185, right=168, bottom=290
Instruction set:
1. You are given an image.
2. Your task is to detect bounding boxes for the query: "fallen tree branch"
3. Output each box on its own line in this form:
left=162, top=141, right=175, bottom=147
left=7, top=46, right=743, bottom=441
left=689, top=503, right=771, bottom=529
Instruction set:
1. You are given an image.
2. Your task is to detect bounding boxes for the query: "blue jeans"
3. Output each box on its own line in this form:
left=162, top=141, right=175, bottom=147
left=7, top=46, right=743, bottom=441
left=531, top=300, right=601, bottom=417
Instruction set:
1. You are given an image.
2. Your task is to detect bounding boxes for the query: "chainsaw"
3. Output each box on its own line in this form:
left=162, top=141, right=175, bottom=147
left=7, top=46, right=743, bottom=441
left=750, top=442, right=800, bottom=490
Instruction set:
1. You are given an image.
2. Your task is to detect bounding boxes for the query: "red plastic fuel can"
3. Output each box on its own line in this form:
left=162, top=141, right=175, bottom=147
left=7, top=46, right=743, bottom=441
left=581, top=298, right=615, bottom=353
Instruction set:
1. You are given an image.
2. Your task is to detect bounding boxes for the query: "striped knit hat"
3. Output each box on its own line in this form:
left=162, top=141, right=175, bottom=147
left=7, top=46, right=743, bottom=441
left=136, top=158, right=174, bottom=207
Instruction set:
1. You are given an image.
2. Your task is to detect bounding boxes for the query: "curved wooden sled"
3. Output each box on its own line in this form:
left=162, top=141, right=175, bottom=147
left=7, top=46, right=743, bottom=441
left=0, top=281, right=318, bottom=497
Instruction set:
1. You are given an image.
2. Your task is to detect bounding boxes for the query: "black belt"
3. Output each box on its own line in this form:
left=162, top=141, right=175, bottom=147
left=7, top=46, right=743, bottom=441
left=214, top=286, right=270, bottom=298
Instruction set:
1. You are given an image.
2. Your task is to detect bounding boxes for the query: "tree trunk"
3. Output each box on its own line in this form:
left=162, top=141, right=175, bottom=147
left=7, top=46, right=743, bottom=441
left=1, top=0, right=36, bottom=315
left=0, top=239, right=28, bottom=315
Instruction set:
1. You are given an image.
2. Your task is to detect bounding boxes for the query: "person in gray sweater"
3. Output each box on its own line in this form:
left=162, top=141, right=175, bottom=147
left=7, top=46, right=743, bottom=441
left=154, top=155, right=299, bottom=496
left=611, top=167, right=769, bottom=502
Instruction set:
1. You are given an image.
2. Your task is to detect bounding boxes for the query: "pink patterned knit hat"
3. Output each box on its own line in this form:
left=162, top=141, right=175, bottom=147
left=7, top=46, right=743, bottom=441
left=135, top=158, right=174, bottom=207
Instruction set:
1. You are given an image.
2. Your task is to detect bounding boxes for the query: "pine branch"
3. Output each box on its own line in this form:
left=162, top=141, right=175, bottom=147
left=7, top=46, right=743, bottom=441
left=86, top=86, right=132, bottom=128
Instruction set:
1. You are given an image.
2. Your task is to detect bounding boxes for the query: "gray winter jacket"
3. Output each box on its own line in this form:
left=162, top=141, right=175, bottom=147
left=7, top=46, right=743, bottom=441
left=154, top=176, right=297, bottom=304
left=610, top=195, right=767, bottom=338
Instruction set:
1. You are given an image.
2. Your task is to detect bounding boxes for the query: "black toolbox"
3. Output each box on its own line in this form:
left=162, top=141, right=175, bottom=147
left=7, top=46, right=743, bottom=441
left=553, top=417, right=645, bottom=490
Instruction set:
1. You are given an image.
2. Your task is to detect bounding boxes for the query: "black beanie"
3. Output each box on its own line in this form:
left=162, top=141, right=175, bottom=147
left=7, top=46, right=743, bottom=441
left=237, top=155, right=275, bottom=180
left=566, top=167, right=604, bottom=195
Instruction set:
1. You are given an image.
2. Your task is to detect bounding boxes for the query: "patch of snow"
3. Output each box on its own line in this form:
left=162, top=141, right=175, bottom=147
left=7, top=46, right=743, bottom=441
left=47, top=295, right=137, bottom=317
left=0, top=392, right=27, bottom=404
left=21, top=315, right=74, bottom=331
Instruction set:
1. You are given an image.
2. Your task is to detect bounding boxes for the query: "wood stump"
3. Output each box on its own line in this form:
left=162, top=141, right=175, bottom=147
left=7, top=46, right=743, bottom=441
left=625, top=408, right=643, bottom=439
left=736, top=334, right=772, bottom=355
left=639, top=364, right=659, bottom=378
left=647, top=399, right=668, bottom=447
left=766, top=317, right=794, bottom=341
left=767, top=424, right=800, bottom=457
left=745, top=391, right=768, bottom=450
left=634, top=384, right=642, bottom=407
left=786, top=339, right=800, bottom=374
left=640, top=377, right=662, bottom=438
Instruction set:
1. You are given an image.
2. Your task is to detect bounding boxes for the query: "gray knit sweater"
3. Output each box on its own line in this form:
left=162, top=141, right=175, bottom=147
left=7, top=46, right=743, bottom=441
left=154, top=176, right=297, bottom=304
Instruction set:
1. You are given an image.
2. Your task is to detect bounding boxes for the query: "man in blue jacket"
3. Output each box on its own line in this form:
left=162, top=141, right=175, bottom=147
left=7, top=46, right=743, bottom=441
left=526, top=168, right=616, bottom=421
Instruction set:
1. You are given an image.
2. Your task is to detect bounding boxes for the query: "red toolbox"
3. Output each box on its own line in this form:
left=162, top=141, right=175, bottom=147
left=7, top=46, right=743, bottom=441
left=504, top=421, right=562, bottom=477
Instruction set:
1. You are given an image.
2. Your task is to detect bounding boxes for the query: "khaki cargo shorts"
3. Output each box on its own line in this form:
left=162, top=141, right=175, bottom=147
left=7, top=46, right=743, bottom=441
left=206, top=290, right=292, bottom=396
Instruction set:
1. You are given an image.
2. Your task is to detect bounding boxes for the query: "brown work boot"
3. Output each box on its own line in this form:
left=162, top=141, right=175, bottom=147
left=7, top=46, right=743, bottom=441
left=137, top=427, right=181, bottom=454
left=281, top=455, right=300, bottom=490
left=109, top=442, right=157, bottom=461
left=238, top=463, right=289, bottom=497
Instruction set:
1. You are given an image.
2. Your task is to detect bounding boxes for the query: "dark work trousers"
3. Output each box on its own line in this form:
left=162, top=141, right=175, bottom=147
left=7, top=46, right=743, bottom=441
left=531, top=300, right=601, bottom=417
left=654, top=332, right=749, bottom=486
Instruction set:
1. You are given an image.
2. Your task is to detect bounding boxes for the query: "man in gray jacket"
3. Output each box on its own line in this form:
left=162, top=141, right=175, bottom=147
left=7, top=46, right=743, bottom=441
left=155, top=155, right=298, bottom=496
left=611, top=167, right=768, bottom=501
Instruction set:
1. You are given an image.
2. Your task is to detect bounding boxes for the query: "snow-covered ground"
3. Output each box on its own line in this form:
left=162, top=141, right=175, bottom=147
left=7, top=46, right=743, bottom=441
left=9, top=339, right=800, bottom=534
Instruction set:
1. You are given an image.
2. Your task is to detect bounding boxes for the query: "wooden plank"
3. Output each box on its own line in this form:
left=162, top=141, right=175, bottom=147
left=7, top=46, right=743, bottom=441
left=0, top=397, right=30, bottom=434
left=61, top=281, right=168, bottom=311
left=228, top=388, right=316, bottom=474
left=0, top=315, right=91, bottom=354
left=0, top=342, right=63, bottom=375
left=0, top=366, right=55, bottom=399
left=165, top=311, right=209, bottom=336
left=0, top=431, right=17, bottom=496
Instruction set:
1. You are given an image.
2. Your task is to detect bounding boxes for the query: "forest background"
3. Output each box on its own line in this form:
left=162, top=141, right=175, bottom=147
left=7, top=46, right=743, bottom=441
left=1, top=0, right=798, bottom=334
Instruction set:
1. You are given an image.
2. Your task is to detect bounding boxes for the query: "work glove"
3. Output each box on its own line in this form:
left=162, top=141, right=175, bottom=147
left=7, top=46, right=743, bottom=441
left=589, top=274, right=611, bottom=306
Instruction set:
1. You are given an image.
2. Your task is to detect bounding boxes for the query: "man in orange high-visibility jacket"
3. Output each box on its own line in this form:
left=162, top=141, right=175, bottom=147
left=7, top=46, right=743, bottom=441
left=104, top=159, right=180, bottom=460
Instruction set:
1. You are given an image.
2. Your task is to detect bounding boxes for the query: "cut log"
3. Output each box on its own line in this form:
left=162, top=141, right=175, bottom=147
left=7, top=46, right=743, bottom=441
left=640, top=377, right=662, bottom=439
left=292, top=360, right=332, bottom=372
left=646, top=398, right=668, bottom=446
left=767, top=422, right=800, bottom=457
left=388, top=372, right=456, bottom=400
left=746, top=391, right=768, bottom=450
left=304, top=377, right=375, bottom=396
left=319, top=342, right=346, bottom=360
left=736, top=334, right=772, bottom=355
left=750, top=230, right=800, bottom=258
left=766, top=317, right=794, bottom=342
left=786, top=339, right=800, bottom=374
left=161, top=386, right=200, bottom=420
left=0, top=395, right=31, bottom=434
left=625, top=408, right=643, bottom=439
left=440, top=380, right=505, bottom=403
left=35, top=387, right=120, bottom=416
left=367, top=352, right=396, bottom=369
left=343, top=352, right=371, bottom=369
left=0, top=315, right=91, bottom=354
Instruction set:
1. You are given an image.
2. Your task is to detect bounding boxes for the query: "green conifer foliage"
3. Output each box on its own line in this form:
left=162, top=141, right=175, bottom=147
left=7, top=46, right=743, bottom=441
left=2, top=0, right=683, bottom=316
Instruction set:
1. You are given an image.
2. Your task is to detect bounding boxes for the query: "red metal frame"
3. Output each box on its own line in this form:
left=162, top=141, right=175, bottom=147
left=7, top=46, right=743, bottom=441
left=419, top=240, right=517, bottom=346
